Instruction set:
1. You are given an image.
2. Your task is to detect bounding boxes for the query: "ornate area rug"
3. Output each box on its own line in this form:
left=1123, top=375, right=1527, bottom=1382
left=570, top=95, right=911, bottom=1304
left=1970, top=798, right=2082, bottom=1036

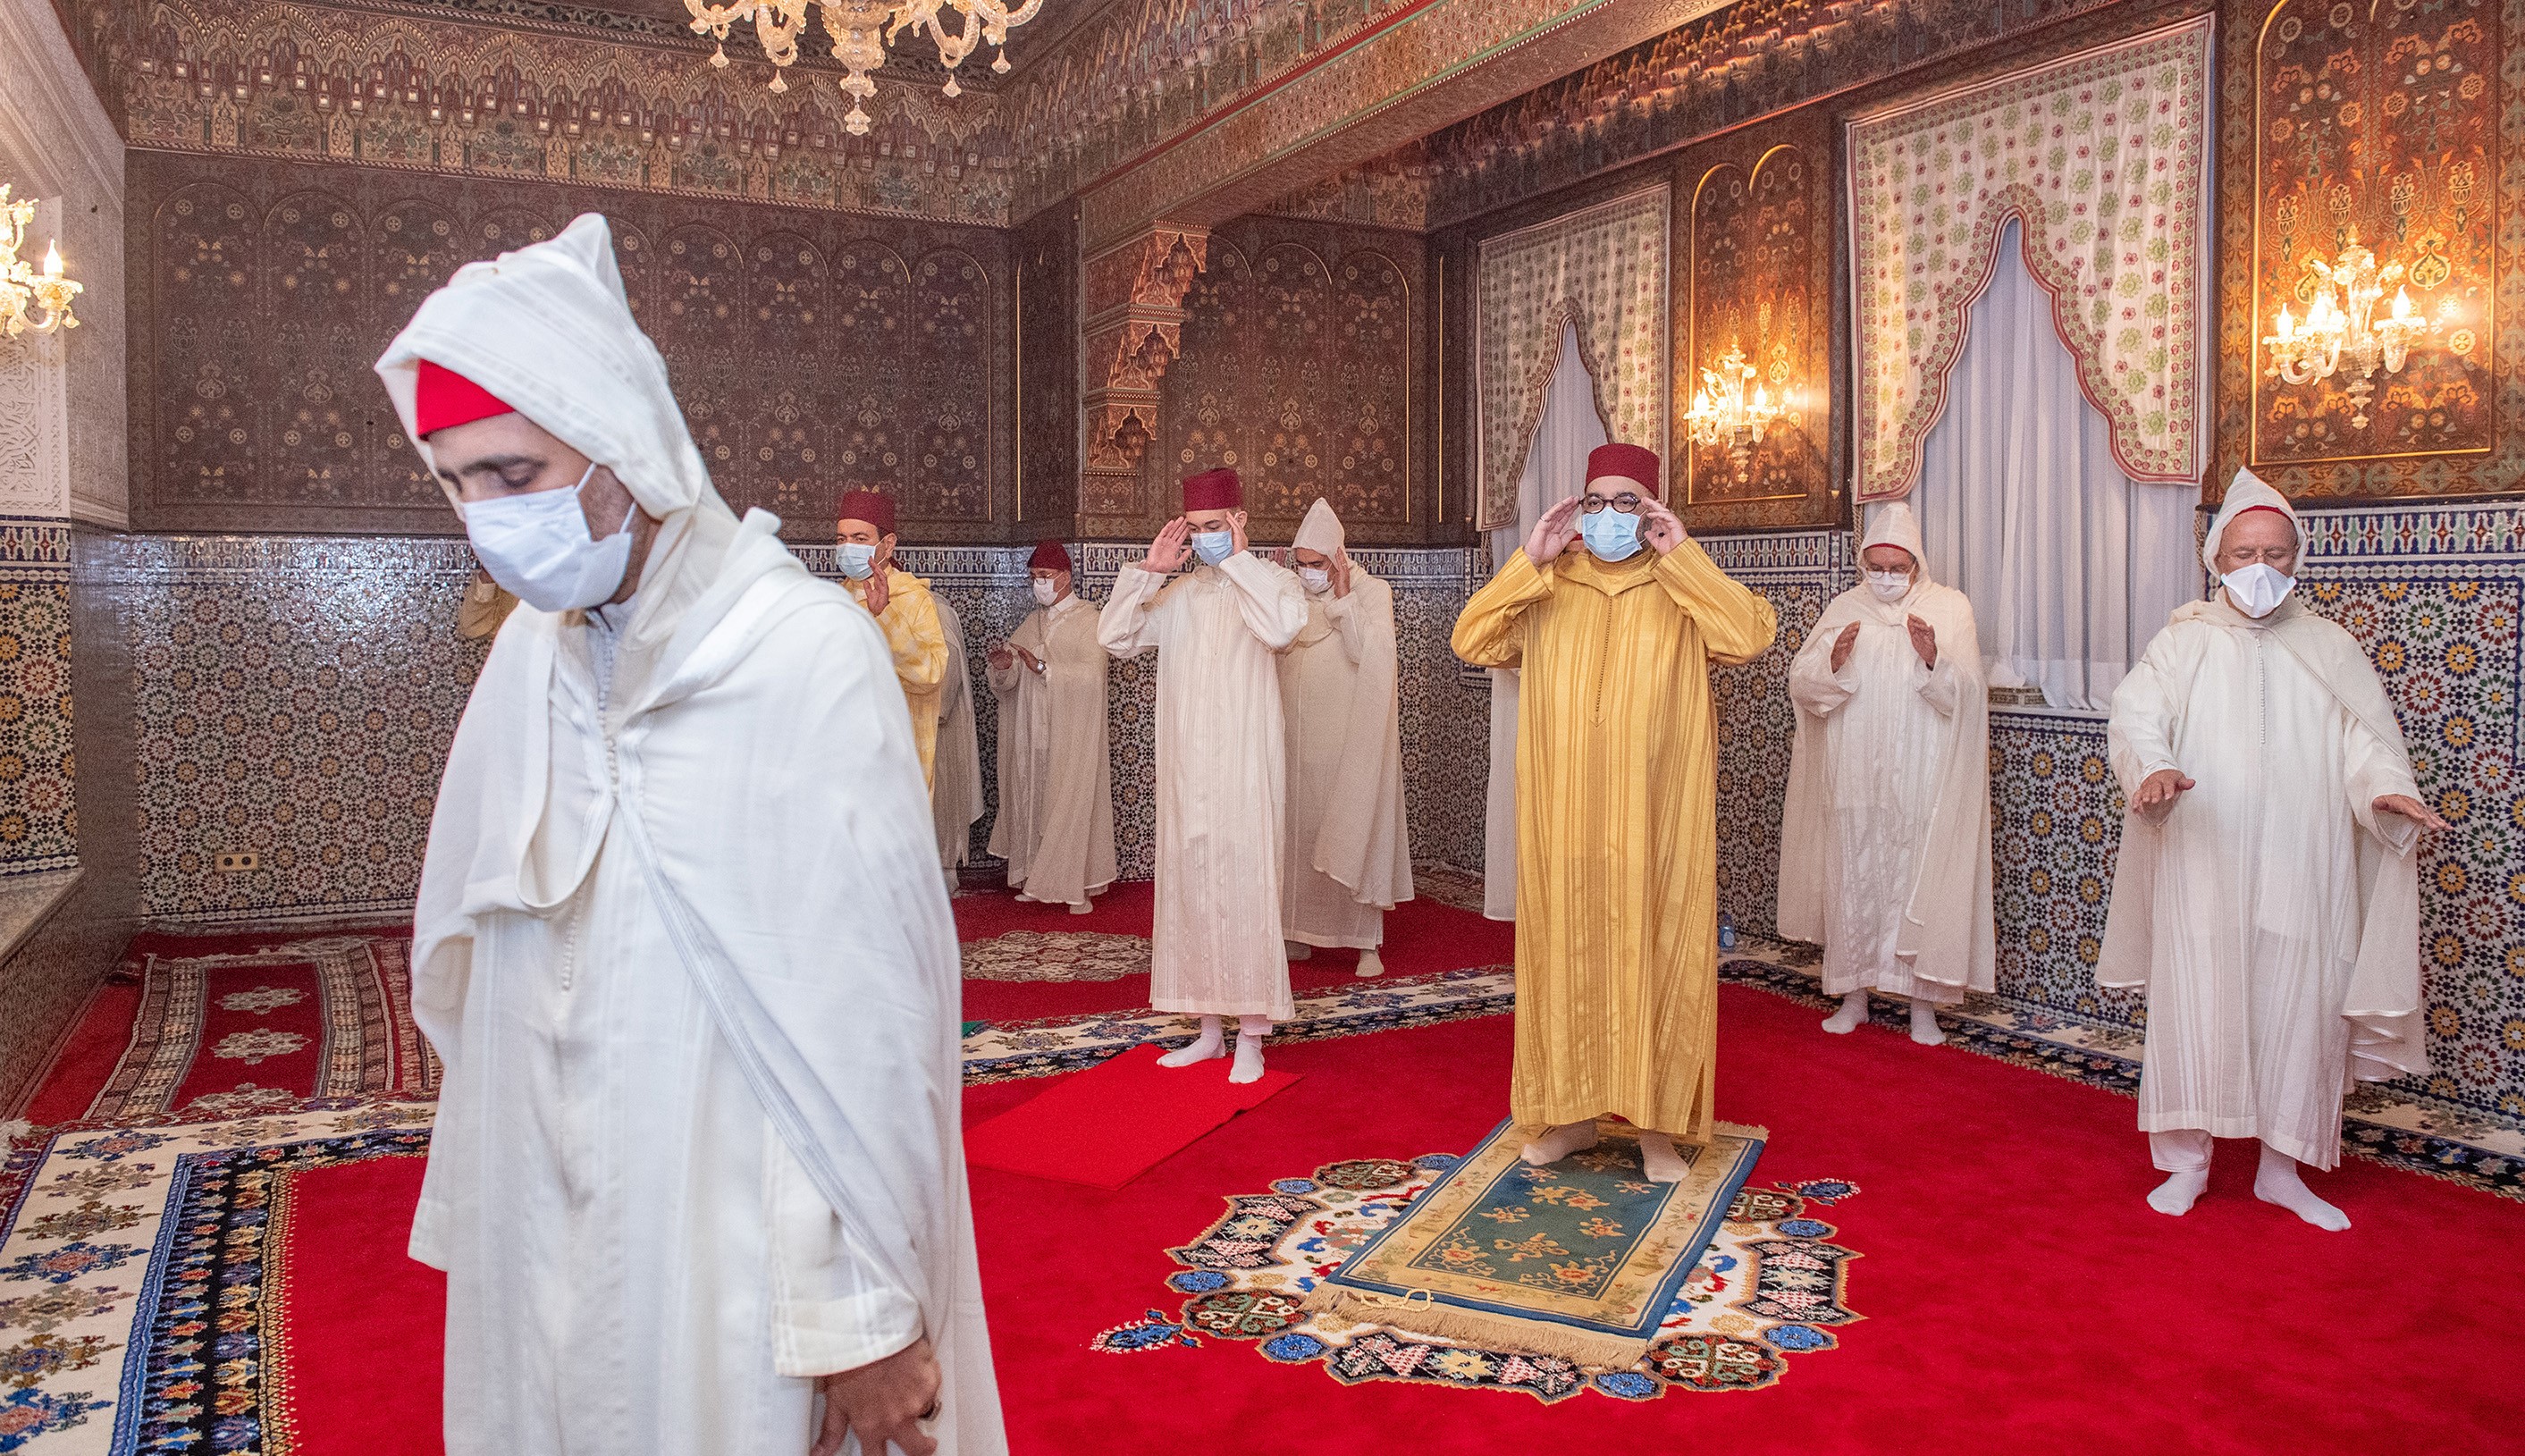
left=1093, top=1153, right=1862, bottom=1402
left=88, top=930, right=436, bottom=1122
left=960, top=930, right=1148, bottom=981
left=1301, top=1118, right=1766, bottom=1368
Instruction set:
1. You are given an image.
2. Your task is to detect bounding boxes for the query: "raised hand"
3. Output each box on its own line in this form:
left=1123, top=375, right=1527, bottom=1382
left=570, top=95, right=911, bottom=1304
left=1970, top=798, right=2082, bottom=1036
left=2373, top=794, right=2450, bottom=832
left=1906, top=613, right=1937, bottom=667
left=1230, top=510, right=1251, bottom=555
left=2131, top=768, right=2194, bottom=823
left=1639, top=497, right=1687, bottom=555
left=862, top=567, right=890, bottom=620
left=986, top=643, right=1014, bottom=671
left=1829, top=621, right=1861, bottom=673
left=1526, top=496, right=1583, bottom=563
left=1330, top=550, right=1353, bottom=599
left=1144, top=518, right=1192, bottom=574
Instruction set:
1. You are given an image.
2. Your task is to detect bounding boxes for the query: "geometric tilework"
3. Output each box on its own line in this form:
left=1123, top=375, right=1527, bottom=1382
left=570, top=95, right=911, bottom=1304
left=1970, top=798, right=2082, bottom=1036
left=0, top=518, right=76, bottom=875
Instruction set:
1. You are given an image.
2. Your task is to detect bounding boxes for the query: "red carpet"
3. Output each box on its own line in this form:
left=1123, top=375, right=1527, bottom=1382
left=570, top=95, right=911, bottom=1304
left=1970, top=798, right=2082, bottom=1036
left=966, top=983, right=2525, bottom=1454
left=954, top=884, right=1515, bottom=1023
left=276, top=1155, right=445, bottom=1454
left=965, top=1042, right=1300, bottom=1188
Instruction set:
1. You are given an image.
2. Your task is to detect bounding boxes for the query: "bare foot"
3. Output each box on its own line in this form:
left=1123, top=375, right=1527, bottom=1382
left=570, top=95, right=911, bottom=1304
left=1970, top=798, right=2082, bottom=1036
left=1519, top=1121, right=1599, bottom=1166
left=1355, top=948, right=1385, bottom=979
left=2147, top=1169, right=2209, bottom=1216
left=1821, top=990, right=1868, bottom=1035
left=2253, top=1144, right=2349, bottom=1230
left=1908, top=999, right=1947, bottom=1046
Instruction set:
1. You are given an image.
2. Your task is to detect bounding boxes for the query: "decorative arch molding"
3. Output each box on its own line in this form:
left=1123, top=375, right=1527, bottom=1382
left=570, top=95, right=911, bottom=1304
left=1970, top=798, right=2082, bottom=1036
left=1845, top=15, right=2215, bottom=501
left=1681, top=136, right=1831, bottom=526
left=1079, top=220, right=1209, bottom=517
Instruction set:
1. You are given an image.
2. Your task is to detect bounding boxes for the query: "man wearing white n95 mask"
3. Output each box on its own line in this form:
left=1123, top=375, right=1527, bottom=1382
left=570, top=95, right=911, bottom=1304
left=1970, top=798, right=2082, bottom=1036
left=2102, top=468, right=2445, bottom=1232
left=376, top=212, right=1003, bottom=1456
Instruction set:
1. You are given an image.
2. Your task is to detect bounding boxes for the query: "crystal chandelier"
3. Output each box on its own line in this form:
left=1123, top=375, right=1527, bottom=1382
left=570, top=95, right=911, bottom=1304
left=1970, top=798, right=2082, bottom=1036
left=1684, top=340, right=1789, bottom=452
left=2262, top=229, right=2438, bottom=430
left=685, top=0, right=1044, bottom=137
left=0, top=185, right=80, bottom=338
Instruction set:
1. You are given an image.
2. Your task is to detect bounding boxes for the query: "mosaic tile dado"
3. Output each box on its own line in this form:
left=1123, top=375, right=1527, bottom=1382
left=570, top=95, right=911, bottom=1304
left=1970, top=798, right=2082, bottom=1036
left=0, top=519, right=79, bottom=877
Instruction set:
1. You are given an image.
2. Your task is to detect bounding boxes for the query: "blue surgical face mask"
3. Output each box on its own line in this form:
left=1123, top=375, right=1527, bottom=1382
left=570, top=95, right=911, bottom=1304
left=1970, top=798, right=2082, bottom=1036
left=837, top=541, right=878, bottom=580
left=1192, top=530, right=1236, bottom=566
left=1580, top=509, right=1642, bottom=562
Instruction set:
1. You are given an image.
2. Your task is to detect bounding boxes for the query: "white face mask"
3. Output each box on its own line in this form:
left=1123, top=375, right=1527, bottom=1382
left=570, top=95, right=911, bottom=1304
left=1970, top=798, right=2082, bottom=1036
left=2220, top=561, right=2295, bottom=619
left=1297, top=566, right=1331, bottom=593
left=463, top=462, right=636, bottom=613
left=1864, top=569, right=1911, bottom=602
left=1031, top=578, right=1057, bottom=607
left=837, top=541, right=880, bottom=580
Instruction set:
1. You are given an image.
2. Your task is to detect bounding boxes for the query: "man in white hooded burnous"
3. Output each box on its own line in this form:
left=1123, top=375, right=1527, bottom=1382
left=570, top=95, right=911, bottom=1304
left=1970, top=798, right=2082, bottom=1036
left=2102, top=469, right=2445, bottom=1231
left=1778, top=501, right=1993, bottom=1045
left=1278, top=499, right=1414, bottom=977
left=376, top=215, right=1004, bottom=1456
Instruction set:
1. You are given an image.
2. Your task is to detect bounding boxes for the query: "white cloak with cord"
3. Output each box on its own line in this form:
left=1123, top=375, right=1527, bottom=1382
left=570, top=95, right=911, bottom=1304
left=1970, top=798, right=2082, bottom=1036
left=1278, top=500, right=1414, bottom=949
left=2100, top=471, right=2427, bottom=1169
left=1778, top=501, right=1994, bottom=999
left=377, top=213, right=1003, bottom=1456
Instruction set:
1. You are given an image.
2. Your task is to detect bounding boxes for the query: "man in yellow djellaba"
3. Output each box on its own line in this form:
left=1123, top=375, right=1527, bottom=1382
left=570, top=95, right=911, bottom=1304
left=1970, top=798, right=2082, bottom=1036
left=1452, top=442, right=1777, bottom=1181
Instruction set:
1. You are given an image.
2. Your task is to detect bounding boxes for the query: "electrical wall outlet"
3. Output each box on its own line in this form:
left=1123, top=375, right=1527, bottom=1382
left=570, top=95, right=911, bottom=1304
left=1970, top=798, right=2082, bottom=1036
left=214, top=850, right=259, bottom=873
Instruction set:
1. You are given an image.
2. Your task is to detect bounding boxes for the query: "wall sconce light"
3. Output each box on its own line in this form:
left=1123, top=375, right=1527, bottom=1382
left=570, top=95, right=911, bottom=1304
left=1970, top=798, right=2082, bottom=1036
left=0, top=184, right=81, bottom=338
left=1685, top=339, right=1790, bottom=458
left=2262, top=228, right=2436, bottom=430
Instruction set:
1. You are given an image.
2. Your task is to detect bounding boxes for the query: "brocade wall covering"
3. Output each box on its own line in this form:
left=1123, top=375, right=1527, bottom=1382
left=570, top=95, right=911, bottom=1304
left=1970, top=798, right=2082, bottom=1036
left=1474, top=187, right=1669, bottom=532
left=1846, top=16, right=2215, bottom=501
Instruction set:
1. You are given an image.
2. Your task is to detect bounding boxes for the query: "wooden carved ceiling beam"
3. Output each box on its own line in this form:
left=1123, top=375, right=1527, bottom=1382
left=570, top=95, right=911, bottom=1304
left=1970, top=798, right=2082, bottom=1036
left=1080, top=222, right=1210, bottom=479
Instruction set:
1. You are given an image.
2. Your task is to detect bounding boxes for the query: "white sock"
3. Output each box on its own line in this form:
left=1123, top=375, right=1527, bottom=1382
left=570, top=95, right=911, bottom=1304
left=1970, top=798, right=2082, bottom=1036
left=2253, top=1142, right=2350, bottom=1231
left=1067, top=900, right=1093, bottom=915
left=1519, top=1121, right=1599, bottom=1166
left=1908, top=998, right=1947, bottom=1046
left=1157, top=1015, right=1225, bottom=1068
left=2147, top=1130, right=2211, bottom=1216
left=1821, top=989, right=1868, bottom=1034
left=1355, top=947, right=1384, bottom=978
left=1638, top=1132, right=1691, bottom=1183
left=1229, top=1016, right=1269, bottom=1084
left=1284, top=941, right=1313, bottom=962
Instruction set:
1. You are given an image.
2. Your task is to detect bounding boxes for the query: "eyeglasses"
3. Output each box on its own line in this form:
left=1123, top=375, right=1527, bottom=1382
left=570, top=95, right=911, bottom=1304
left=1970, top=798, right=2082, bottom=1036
left=1579, top=493, right=1644, bottom=516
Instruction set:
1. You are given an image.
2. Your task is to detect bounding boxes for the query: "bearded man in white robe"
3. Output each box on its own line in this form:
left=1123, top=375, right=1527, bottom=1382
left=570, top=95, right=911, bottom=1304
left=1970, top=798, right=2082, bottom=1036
left=1277, top=499, right=1413, bottom=977
left=1101, top=467, right=1309, bottom=1082
left=986, top=540, right=1115, bottom=913
left=2102, top=471, right=2445, bottom=1231
left=377, top=214, right=1003, bottom=1456
left=1779, top=501, right=1992, bottom=1045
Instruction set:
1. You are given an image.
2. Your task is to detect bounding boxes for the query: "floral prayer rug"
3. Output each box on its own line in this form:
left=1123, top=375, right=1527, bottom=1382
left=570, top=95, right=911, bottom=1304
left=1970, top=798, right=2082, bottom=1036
left=86, top=929, right=435, bottom=1122
left=1093, top=1152, right=1862, bottom=1401
left=959, top=930, right=1148, bottom=982
left=1303, top=1117, right=1768, bottom=1367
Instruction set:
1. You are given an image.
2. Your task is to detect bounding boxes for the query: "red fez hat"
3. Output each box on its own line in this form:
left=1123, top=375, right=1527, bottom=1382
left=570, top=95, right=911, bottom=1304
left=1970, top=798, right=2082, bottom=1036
left=1181, top=467, right=1242, bottom=512
left=1029, top=539, right=1073, bottom=574
left=414, top=358, right=515, bottom=436
left=1587, top=442, right=1661, bottom=496
left=2235, top=504, right=2294, bottom=527
left=837, top=489, right=897, bottom=535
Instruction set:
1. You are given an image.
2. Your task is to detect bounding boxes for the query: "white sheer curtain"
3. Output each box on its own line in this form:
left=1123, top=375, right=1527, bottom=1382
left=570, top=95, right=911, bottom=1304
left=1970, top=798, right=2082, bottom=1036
left=1909, top=222, right=2197, bottom=711
left=1483, top=318, right=1608, bottom=918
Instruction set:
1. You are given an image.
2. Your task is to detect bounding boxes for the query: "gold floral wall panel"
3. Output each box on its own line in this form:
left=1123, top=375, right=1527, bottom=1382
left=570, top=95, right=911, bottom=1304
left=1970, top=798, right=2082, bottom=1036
left=129, top=150, right=1013, bottom=537
left=1136, top=220, right=1427, bottom=544
left=1679, top=116, right=1836, bottom=532
left=2245, top=0, right=2500, bottom=476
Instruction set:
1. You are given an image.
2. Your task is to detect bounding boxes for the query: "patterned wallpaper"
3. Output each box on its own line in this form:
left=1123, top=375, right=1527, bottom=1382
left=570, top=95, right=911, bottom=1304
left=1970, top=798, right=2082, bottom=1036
left=1098, top=218, right=1431, bottom=543
left=125, top=149, right=1014, bottom=540
left=2217, top=0, right=2517, bottom=500
left=62, top=0, right=1016, bottom=226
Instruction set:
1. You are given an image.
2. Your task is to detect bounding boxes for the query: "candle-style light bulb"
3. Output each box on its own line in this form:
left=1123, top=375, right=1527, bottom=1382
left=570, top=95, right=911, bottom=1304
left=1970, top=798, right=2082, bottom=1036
left=40, top=241, right=62, bottom=279
left=2275, top=305, right=2294, bottom=342
left=2390, top=286, right=2413, bottom=321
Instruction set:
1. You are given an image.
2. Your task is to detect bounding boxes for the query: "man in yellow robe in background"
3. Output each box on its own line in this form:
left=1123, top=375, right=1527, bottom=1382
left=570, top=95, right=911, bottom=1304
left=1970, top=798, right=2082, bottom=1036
left=839, top=488, right=949, bottom=791
left=1451, top=442, right=1777, bottom=1182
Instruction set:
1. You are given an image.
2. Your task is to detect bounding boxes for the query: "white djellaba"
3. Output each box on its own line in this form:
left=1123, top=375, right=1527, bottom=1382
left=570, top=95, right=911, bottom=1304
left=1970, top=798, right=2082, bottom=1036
left=1778, top=501, right=1993, bottom=1045
left=1277, top=499, right=1415, bottom=976
left=2101, top=468, right=2432, bottom=1231
left=377, top=214, right=1003, bottom=1454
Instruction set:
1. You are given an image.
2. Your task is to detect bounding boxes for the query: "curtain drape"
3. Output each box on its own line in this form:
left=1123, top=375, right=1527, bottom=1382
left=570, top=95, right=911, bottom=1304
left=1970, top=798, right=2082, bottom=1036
left=1909, top=223, right=2198, bottom=712
left=1482, top=318, right=1608, bottom=919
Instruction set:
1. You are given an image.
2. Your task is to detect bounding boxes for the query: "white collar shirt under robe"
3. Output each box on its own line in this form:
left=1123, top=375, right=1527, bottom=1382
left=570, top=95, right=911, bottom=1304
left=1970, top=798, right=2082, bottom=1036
left=1100, top=552, right=1309, bottom=1019
left=1778, top=577, right=1993, bottom=1001
left=1277, top=572, right=1414, bottom=949
left=985, top=593, right=1117, bottom=907
left=2100, top=593, right=2426, bottom=1170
